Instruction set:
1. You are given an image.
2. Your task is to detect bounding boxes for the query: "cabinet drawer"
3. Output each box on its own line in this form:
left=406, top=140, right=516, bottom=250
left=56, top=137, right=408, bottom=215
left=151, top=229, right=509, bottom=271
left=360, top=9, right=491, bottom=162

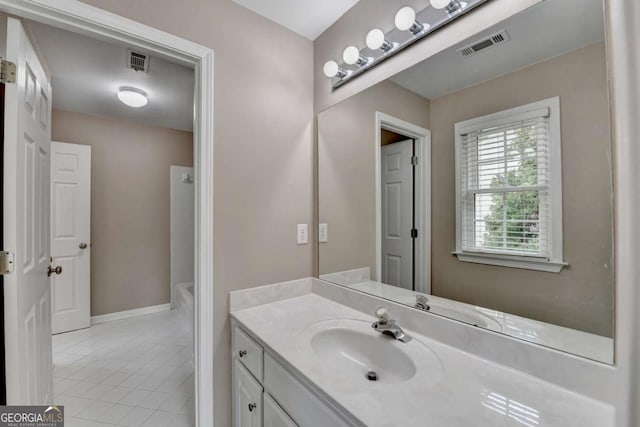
left=264, top=353, right=355, bottom=427
left=233, top=325, right=264, bottom=381
left=264, top=392, right=298, bottom=427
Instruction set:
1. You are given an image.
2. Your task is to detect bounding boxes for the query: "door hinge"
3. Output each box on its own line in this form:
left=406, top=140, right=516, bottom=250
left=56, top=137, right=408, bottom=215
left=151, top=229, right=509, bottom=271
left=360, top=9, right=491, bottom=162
left=411, top=229, right=418, bottom=239
left=411, top=156, right=418, bottom=166
left=0, top=59, right=16, bottom=84
left=0, top=251, right=15, bottom=275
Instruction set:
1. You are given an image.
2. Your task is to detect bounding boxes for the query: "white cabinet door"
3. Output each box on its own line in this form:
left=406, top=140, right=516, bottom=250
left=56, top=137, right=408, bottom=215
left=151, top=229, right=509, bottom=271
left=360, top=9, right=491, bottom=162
left=264, top=353, right=353, bottom=427
left=3, top=16, right=53, bottom=404
left=264, top=393, right=297, bottom=427
left=50, top=142, right=91, bottom=334
left=233, top=360, right=263, bottom=427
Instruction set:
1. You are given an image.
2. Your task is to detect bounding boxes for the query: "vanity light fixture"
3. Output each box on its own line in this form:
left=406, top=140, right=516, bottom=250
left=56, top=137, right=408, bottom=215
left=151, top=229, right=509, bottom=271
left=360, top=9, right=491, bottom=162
left=342, top=45, right=370, bottom=66
left=323, top=60, right=348, bottom=78
left=117, top=87, right=148, bottom=108
left=366, top=29, right=395, bottom=52
left=395, top=7, right=426, bottom=35
left=430, top=0, right=464, bottom=14
left=322, top=0, right=487, bottom=89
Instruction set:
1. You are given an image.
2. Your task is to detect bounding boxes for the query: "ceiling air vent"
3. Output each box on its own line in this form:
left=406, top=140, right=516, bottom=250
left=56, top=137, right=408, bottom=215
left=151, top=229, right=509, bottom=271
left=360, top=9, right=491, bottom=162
left=457, top=30, right=511, bottom=58
left=127, top=50, right=150, bottom=72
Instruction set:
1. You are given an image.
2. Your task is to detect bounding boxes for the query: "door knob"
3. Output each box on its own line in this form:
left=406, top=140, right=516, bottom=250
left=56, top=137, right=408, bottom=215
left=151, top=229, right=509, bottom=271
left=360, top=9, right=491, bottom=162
left=47, top=265, right=62, bottom=277
left=79, top=243, right=88, bottom=249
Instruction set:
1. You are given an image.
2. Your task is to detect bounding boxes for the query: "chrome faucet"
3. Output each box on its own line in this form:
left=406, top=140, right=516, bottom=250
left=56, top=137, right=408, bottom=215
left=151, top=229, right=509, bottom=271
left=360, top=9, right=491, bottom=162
left=371, top=307, right=412, bottom=343
left=415, top=294, right=430, bottom=311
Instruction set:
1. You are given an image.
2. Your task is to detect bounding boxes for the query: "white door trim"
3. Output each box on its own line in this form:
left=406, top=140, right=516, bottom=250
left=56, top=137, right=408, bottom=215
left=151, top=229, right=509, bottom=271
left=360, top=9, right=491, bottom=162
left=0, top=1, right=214, bottom=425
left=375, top=112, right=431, bottom=294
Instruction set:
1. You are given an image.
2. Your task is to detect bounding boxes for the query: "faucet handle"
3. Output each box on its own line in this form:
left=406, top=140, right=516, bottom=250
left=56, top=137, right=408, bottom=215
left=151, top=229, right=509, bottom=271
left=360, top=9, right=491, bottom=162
left=375, top=307, right=390, bottom=324
left=415, top=294, right=430, bottom=311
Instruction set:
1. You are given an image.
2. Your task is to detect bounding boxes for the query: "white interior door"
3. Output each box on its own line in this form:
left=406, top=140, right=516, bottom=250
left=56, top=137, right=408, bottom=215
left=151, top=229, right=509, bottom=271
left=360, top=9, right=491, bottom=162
left=51, top=142, right=91, bottom=334
left=381, top=140, right=414, bottom=290
left=3, top=17, right=54, bottom=404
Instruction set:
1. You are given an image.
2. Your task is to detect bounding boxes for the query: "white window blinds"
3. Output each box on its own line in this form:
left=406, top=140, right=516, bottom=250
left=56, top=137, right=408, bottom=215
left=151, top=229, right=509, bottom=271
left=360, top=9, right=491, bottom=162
left=459, top=110, right=551, bottom=258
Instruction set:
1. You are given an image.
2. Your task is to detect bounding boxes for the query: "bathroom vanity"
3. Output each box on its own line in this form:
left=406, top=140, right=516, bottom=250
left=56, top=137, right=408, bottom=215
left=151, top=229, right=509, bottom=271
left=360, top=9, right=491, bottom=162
left=230, top=278, right=614, bottom=427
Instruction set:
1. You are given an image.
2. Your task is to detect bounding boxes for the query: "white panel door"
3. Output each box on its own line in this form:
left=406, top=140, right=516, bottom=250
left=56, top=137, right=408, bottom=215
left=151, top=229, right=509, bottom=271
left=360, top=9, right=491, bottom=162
left=50, top=142, right=91, bottom=334
left=381, top=140, right=414, bottom=290
left=3, top=17, right=53, bottom=404
left=233, top=360, right=263, bottom=427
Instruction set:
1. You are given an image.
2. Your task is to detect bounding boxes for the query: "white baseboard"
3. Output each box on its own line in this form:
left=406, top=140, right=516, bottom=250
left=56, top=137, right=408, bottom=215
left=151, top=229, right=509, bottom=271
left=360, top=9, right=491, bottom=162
left=91, top=303, right=171, bottom=325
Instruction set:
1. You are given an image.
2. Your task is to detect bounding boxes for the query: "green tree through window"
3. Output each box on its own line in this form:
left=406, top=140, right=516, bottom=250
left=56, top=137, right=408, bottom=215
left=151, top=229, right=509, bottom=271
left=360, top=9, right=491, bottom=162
left=482, top=124, right=541, bottom=253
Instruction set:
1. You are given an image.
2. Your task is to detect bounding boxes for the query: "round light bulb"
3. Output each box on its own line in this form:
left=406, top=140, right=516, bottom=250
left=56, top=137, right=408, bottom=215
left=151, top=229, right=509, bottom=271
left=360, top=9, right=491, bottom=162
left=395, top=6, right=417, bottom=31
left=430, top=0, right=453, bottom=9
left=117, top=88, right=148, bottom=108
left=323, top=60, right=339, bottom=78
left=342, top=46, right=361, bottom=65
left=366, top=29, right=386, bottom=50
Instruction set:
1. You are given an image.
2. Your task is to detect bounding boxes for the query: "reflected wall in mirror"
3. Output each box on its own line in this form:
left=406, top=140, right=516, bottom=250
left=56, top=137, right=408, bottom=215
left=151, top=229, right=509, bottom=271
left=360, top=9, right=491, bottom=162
left=318, top=0, right=614, bottom=363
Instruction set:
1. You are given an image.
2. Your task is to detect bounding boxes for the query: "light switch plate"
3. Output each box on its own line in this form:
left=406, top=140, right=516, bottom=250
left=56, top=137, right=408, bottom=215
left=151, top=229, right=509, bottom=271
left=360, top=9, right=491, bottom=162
left=319, top=223, right=328, bottom=243
left=297, top=224, right=308, bottom=245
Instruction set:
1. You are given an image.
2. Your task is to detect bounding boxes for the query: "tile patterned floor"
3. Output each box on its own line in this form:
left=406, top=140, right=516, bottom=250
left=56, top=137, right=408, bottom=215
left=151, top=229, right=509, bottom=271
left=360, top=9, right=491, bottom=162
left=52, top=310, right=195, bottom=426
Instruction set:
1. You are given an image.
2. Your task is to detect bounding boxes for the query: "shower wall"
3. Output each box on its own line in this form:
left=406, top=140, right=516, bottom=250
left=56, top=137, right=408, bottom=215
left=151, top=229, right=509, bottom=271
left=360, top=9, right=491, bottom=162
left=170, top=166, right=195, bottom=307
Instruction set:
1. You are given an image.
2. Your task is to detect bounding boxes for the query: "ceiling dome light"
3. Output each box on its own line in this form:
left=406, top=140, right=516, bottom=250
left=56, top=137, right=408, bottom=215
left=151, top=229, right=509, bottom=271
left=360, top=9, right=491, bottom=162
left=117, top=87, right=148, bottom=108
left=366, top=29, right=394, bottom=52
left=395, top=6, right=424, bottom=35
left=323, top=60, right=347, bottom=78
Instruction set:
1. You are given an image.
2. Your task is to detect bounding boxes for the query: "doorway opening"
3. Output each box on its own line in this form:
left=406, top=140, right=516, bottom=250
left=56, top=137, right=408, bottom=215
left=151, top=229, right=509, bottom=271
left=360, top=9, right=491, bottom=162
left=375, top=112, right=431, bottom=294
left=17, top=15, right=196, bottom=425
left=0, top=2, right=214, bottom=425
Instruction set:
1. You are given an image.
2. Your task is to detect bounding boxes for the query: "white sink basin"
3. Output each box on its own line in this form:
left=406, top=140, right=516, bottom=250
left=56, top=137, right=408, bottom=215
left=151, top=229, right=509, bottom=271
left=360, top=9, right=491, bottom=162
left=300, top=319, right=443, bottom=386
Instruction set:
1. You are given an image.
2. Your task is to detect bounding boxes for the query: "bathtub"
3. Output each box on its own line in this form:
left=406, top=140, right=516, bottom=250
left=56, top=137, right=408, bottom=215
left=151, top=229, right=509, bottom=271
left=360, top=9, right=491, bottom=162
left=175, top=282, right=194, bottom=362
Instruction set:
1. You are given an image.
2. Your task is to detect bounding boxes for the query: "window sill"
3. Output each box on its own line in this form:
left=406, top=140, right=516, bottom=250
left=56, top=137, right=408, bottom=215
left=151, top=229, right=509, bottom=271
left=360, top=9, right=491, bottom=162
left=452, top=251, right=568, bottom=273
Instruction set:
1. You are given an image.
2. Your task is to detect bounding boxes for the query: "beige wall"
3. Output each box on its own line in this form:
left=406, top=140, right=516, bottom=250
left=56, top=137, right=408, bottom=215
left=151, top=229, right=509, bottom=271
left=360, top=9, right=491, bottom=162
left=51, top=109, right=193, bottom=316
left=75, top=1, right=314, bottom=424
left=318, top=80, right=430, bottom=275
left=429, top=43, right=613, bottom=337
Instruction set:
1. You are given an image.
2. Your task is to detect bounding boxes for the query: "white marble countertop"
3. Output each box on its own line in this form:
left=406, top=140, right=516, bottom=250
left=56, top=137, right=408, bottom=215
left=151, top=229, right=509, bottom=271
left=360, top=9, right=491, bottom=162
left=231, top=293, right=614, bottom=427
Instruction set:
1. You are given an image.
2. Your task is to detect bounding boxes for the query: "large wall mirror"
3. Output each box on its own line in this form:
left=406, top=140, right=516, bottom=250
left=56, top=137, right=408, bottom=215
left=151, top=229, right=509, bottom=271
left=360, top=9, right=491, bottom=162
left=317, top=0, right=614, bottom=363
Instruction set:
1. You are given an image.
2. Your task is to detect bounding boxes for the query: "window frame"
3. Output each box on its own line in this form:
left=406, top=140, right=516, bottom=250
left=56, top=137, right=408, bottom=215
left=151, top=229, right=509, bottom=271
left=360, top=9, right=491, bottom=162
left=454, top=97, right=567, bottom=273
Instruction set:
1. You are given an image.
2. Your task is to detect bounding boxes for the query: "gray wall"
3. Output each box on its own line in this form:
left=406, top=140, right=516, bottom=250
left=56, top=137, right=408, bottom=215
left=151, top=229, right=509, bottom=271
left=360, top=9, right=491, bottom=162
left=51, top=108, right=194, bottom=316
left=76, top=1, right=314, bottom=424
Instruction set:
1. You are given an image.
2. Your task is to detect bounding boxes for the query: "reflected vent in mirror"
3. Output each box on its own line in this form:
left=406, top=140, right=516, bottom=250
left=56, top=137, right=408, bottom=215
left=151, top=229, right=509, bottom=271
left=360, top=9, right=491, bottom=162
left=127, top=50, right=150, bottom=72
left=458, top=30, right=511, bottom=57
